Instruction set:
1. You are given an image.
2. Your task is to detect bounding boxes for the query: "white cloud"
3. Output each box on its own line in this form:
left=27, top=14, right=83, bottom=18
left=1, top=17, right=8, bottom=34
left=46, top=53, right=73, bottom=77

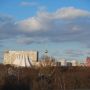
left=17, top=37, right=33, bottom=44
left=17, top=37, right=49, bottom=44
left=19, top=7, right=90, bottom=33
left=17, top=7, right=90, bottom=47
left=0, top=15, right=20, bottom=40
left=54, top=7, right=90, bottom=19
left=19, top=17, right=42, bottom=32
left=65, top=49, right=90, bottom=58
left=65, top=49, right=84, bottom=56
left=72, top=26, right=81, bottom=31
left=0, top=7, right=90, bottom=48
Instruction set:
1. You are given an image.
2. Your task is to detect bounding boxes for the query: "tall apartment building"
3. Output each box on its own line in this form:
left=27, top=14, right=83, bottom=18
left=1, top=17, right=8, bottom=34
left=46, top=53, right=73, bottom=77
left=3, top=50, right=38, bottom=66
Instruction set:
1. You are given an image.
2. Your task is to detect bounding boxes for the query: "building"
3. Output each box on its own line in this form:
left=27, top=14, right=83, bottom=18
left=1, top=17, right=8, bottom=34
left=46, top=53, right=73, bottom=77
left=60, top=59, right=67, bottom=66
left=67, top=62, right=72, bottom=66
left=86, top=57, right=90, bottom=67
left=71, top=60, right=78, bottom=66
left=56, top=59, right=78, bottom=67
left=3, top=50, right=38, bottom=67
left=56, top=61, right=61, bottom=66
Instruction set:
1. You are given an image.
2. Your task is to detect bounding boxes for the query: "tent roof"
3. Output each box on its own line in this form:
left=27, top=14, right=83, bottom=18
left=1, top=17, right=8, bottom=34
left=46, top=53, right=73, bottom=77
left=13, top=54, right=32, bottom=67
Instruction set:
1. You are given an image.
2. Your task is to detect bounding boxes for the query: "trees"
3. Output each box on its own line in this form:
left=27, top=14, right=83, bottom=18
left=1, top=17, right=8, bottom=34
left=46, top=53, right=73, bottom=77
left=0, top=64, right=90, bottom=90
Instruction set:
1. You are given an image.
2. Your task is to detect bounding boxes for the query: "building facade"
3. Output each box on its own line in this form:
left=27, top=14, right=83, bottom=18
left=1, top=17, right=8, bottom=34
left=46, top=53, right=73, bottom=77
left=86, top=57, right=90, bottom=67
left=3, top=50, right=38, bottom=66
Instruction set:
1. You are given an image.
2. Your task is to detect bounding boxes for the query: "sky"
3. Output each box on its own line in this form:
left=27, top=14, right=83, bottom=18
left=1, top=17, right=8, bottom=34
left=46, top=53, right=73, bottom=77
left=0, top=0, right=90, bottom=62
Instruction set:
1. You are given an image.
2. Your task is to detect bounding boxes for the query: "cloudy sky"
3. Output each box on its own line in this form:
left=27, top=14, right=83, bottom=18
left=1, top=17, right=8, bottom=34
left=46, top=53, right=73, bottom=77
left=0, top=0, right=90, bottom=62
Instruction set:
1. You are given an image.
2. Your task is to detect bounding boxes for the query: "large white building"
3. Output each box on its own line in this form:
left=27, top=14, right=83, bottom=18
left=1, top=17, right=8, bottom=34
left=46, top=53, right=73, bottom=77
left=3, top=50, right=38, bottom=67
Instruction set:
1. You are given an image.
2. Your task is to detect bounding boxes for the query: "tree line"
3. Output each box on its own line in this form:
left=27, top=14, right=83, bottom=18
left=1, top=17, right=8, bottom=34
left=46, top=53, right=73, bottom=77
left=0, top=64, right=90, bottom=90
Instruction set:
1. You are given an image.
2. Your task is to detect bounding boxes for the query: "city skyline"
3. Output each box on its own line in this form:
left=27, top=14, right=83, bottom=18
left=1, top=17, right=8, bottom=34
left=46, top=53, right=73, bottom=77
left=0, top=0, right=90, bottom=62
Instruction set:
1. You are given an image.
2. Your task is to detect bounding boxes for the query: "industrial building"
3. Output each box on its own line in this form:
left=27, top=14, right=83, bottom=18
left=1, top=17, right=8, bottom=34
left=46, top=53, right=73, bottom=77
left=3, top=50, right=38, bottom=67
left=3, top=50, right=79, bottom=67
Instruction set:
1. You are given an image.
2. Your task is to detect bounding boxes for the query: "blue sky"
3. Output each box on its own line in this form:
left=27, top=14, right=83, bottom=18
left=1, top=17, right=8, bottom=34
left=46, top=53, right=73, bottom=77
left=0, top=0, right=90, bottom=62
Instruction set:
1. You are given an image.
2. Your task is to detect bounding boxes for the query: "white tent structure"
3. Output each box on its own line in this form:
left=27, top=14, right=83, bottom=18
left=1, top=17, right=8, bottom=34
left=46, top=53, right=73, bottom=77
left=13, top=54, right=32, bottom=67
